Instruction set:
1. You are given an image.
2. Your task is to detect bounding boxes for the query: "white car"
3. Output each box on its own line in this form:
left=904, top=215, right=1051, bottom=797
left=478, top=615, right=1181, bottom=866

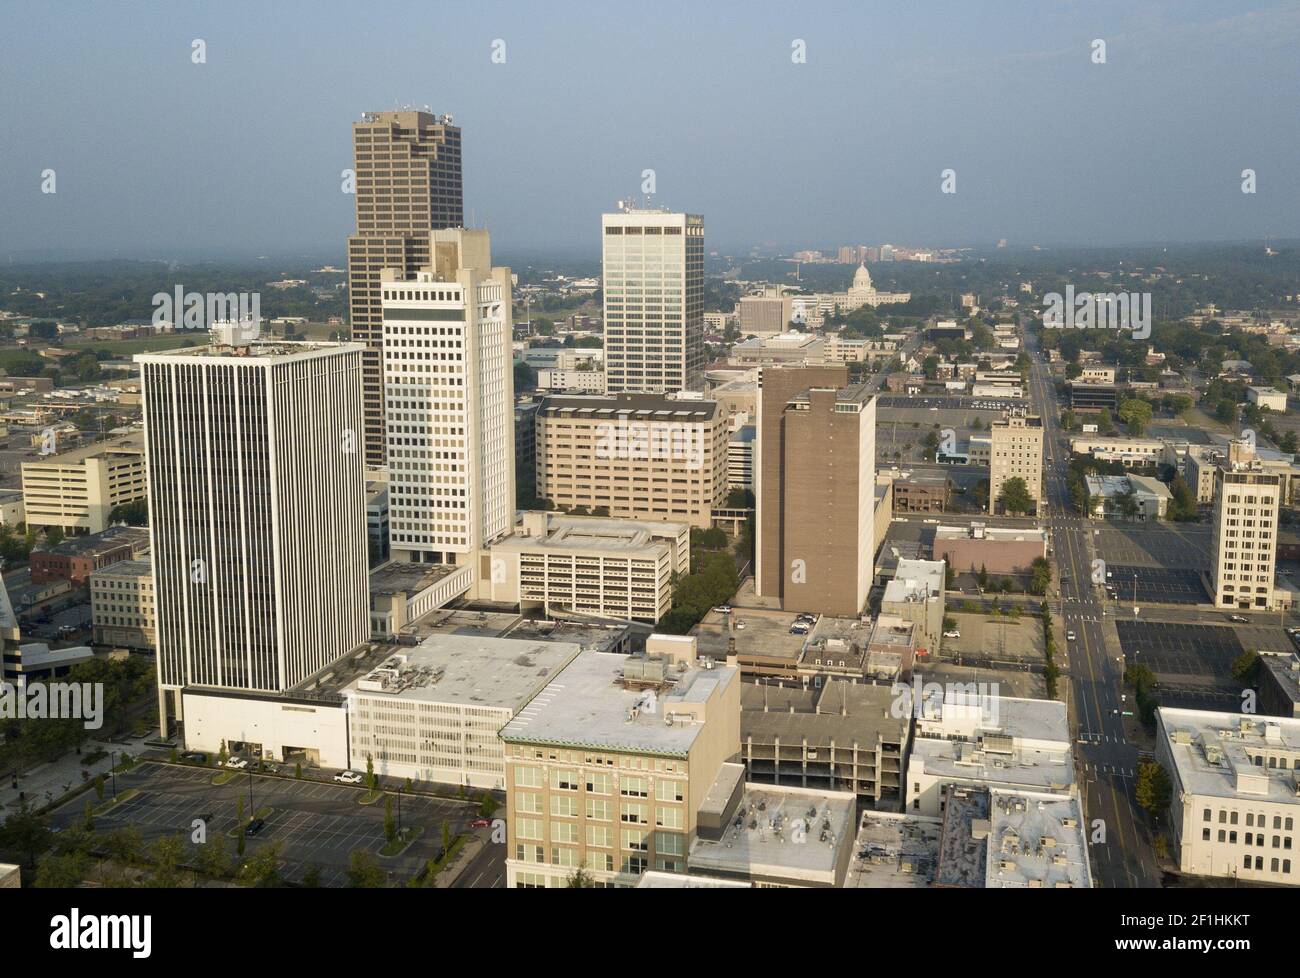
left=333, top=771, right=364, bottom=785
left=735, top=620, right=747, bottom=630
left=943, top=630, right=960, bottom=639
left=1066, top=631, right=1076, bottom=641
left=221, top=757, right=248, bottom=770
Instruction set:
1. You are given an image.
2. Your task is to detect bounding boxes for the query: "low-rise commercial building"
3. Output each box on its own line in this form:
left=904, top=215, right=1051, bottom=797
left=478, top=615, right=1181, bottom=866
left=500, top=638, right=742, bottom=887
left=1068, top=382, right=1119, bottom=412
left=1248, top=386, right=1289, bottom=412
left=89, top=558, right=155, bottom=649
left=20, top=434, right=148, bottom=534
left=689, top=766, right=857, bottom=887
left=346, top=634, right=582, bottom=789
left=484, top=511, right=689, bottom=623
left=368, top=561, right=475, bottom=638
left=1070, top=436, right=1165, bottom=466
left=1257, top=651, right=1300, bottom=719
left=1157, top=707, right=1300, bottom=885
left=880, top=558, right=945, bottom=654
left=536, top=368, right=606, bottom=393
left=1084, top=473, right=1171, bottom=521
left=907, top=689, right=1074, bottom=816
left=730, top=332, right=824, bottom=367
left=892, top=474, right=949, bottom=513
left=933, top=523, right=1047, bottom=576
left=29, top=525, right=150, bottom=586
left=935, top=785, right=1092, bottom=888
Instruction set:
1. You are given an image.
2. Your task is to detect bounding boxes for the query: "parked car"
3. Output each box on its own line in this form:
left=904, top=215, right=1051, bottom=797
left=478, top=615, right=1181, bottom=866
left=712, top=605, right=732, bottom=614
left=244, top=818, right=265, bottom=837
left=943, top=630, right=960, bottom=639
left=221, top=757, right=249, bottom=770
left=469, top=817, right=493, bottom=828
left=334, top=770, right=364, bottom=785
left=1228, top=614, right=1248, bottom=623
left=180, top=751, right=207, bottom=764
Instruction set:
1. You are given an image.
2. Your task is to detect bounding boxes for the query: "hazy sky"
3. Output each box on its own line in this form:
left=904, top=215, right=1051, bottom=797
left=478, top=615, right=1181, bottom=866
left=3, top=0, right=1299, bottom=260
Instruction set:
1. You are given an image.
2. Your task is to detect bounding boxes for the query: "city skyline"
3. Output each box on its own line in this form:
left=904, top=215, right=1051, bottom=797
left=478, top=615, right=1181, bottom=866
left=4, top=1, right=1300, bottom=261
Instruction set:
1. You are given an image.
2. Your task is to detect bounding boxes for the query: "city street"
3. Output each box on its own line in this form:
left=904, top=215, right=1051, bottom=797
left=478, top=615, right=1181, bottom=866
left=1026, top=336, right=1163, bottom=887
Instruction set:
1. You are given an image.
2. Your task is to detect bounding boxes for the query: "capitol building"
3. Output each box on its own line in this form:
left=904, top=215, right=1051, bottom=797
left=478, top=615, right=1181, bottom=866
left=807, top=263, right=911, bottom=325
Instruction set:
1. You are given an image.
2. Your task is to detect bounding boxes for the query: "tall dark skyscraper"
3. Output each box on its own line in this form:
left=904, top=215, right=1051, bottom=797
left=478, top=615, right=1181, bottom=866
left=346, top=109, right=463, bottom=466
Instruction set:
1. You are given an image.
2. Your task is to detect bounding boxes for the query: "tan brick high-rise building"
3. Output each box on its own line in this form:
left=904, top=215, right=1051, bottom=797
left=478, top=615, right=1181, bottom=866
left=1210, top=437, right=1281, bottom=610
left=346, top=110, right=463, bottom=466
left=534, top=393, right=727, bottom=529
left=989, top=412, right=1043, bottom=515
left=755, top=365, right=876, bottom=617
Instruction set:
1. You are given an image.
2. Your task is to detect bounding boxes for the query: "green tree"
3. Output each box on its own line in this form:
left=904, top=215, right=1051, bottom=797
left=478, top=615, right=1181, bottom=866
left=565, top=865, right=597, bottom=888
left=347, top=850, right=386, bottom=888
left=1231, top=649, right=1259, bottom=683
left=1028, top=557, right=1052, bottom=596
left=1118, top=398, right=1153, bottom=436
left=998, top=476, right=1034, bottom=516
left=237, top=843, right=283, bottom=888
left=1135, top=761, right=1173, bottom=822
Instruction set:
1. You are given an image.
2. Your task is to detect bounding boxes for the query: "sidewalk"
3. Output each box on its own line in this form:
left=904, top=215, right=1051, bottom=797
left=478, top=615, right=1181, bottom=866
left=433, top=834, right=484, bottom=888
left=1, top=730, right=158, bottom=814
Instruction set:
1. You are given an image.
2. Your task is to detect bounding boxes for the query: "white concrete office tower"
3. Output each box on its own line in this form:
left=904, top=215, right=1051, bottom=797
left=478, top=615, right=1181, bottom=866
left=381, top=228, right=515, bottom=567
left=137, top=340, right=370, bottom=731
left=602, top=206, right=704, bottom=394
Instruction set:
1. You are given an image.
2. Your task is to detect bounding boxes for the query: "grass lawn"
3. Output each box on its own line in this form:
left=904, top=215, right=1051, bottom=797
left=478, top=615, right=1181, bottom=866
left=67, top=334, right=197, bottom=356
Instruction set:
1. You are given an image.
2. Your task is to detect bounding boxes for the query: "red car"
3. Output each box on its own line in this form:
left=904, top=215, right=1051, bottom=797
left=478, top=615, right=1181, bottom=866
left=469, top=817, right=493, bottom=828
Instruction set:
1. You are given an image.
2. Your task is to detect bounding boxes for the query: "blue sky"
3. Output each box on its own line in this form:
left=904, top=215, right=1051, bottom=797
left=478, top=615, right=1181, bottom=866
left=2, top=0, right=1298, bottom=259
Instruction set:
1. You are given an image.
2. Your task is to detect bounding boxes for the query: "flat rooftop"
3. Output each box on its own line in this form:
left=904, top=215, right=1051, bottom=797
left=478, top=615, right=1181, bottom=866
left=503, top=618, right=632, bottom=654
left=883, top=558, right=944, bottom=604
left=742, top=678, right=910, bottom=748
left=495, top=513, right=687, bottom=556
left=913, top=692, right=1074, bottom=793
left=984, top=789, right=1092, bottom=889
left=1159, top=707, right=1300, bottom=804
left=847, top=812, right=942, bottom=888
left=499, top=650, right=738, bottom=758
left=135, top=340, right=361, bottom=363
left=23, top=432, right=143, bottom=465
left=89, top=557, right=151, bottom=581
left=537, top=393, right=719, bottom=422
left=1259, top=651, right=1300, bottom=710
left=688, top=783, right=856, bottom=885
left=935, top=524, right=1047, bottom=544
left=34, top=525, right=149, bottom=558
left=368, top=561, right=461, bottom=596
left=343, top=633, right=581, bottom=712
